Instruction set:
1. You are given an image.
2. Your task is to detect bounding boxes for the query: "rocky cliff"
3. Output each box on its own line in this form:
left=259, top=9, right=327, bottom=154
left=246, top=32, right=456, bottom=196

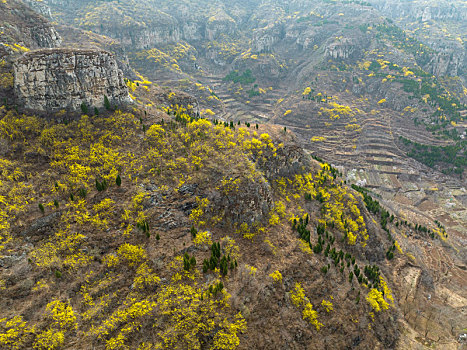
left=325, top=38, right=358, bottom=60
left=369, top=0, right=467, bottom=22
left=14, top=48, right=130, bottom=112
left=21, top=0, right=53, bottom=19
left=0, top=0, right=61, bottom=50
left=40, top=0, right=244, bottom=50
left=368, top=0, right=467, bottom=80
left=0, top=0, right=62, bottom=105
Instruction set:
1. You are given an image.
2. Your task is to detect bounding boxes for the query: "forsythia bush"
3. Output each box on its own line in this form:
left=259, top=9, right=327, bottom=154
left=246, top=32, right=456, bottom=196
left=290, top=283, right=323, bottom=330
left=117, top=243, right=147, bottom=266
left=33, top=329, right=64, bottom=350
left=321, top=299, right=333, bottom=312
left=0, top=316, right=34, bottom=349
left=366, top=288, right=389, bottom=312
left=302, top=303, right=323, bottom=331
left=45, top=300, right=77, bottom=330
left=193, top=230, right=213, bottom=246
left=269, top=270, right=283, bottom=283
left=290, top=283, right=306, bottom=307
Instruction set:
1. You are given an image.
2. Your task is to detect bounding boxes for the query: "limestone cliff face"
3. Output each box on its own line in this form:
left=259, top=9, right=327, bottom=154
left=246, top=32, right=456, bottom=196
left=369, top=0, right=466, bottom=22
left=0, top=0, right=62, bottom=104
left=41, top=0, right=240, bottom=49
left=252, top=26, right=282, bottom=53
left=21, top=0, right=53, bottom=19
left=114, top=26, right=181, bottom=50
left=205, top=13, right=236, bottom=41
left=325, top=39, right=358, bottom=60
left=30, top=24, right=62, bottom=49
left=0, top=0, right=61, bottom=50
left=14, top=48, right=130, bottom=112
left=427, top=52, right=461, bottom=77
left=368, top=0, right=466, bottom=79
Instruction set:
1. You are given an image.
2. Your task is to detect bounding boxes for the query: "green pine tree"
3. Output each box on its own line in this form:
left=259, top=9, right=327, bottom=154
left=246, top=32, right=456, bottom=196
left=80, top=102, right=88, bottom=115
left=104, top=95, right=111, bottom=110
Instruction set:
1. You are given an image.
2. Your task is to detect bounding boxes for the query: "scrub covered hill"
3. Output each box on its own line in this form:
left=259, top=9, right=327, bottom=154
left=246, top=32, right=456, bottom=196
left=0, top=94, right=407, bottom=349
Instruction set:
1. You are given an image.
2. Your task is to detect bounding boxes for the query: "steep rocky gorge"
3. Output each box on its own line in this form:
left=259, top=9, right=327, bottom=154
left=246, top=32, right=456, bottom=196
left=368, top=0, right=467, bottom=80
left=368, top=0, right=467, bottom=22
left=34, top=0, right=466, bottom=84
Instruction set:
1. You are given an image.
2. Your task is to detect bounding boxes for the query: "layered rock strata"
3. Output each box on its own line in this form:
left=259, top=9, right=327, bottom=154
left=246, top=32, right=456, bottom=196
left=14, top=48, right=130, bottom=112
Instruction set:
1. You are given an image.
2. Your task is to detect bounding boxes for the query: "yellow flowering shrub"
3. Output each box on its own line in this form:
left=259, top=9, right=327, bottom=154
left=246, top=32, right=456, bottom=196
left=298, top=239, right=313, bottom=255
left=116, top=244, right=146, bottom=266
left=290, top=283, right=322, bottom=330
left=221, top=236, right=240, bottom=260
left=0, top=316, right=34, bottom=349
left=190, top=197, right=210, bottom=227
left=211, top=313, right=247, bottom=350
left=290, top=283, right=306, bottom=307
left=269, top=212, right=280, bottom=226
left=302, top=303, right=322, bottom=331
left=268, top=201, right=287, bottom=226
left=33, top=329, right=64, bottom=350
left=193, top=230, right=213, bottom=246
left=379, top=277, right=394, bottom=305
left=269, top=270, right=283, bottom=283
left=321, top=299, right=333, bottom=312
left=245, top=264, right=257, bottom=276
left=45, top=300, right=77, bottom=330
left=133, top=262, right=160, bottom=289
left=366, top=288, right=389, bottom=312
left=103, top=254, right=120, bottom=268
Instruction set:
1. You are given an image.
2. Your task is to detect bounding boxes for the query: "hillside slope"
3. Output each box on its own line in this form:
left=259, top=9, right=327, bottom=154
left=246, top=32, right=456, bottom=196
left=0, top=94, right=399, bottom=349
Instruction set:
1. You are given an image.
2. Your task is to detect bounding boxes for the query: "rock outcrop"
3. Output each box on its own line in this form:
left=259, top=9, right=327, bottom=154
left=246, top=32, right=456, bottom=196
left=0, top=0, right=62, bottom=104
left=427, top=52, right=461, bottom=77
left=0, top=0, right=61, bottom=50
left=369, top=0, right=467, bottom=22
left=76, top=5, right=182, bottom=50
left=14, top=48, right=130, bottom=112
left=325, top=39, right=357, bottom=60
left=210, top=174, right=273, bottom=227
left=22, top=0, right=53, bottom=19
left=368, top=0, right=466, bottom=78
left=252, top=27, right=281, bottom=53
left=205, top=10, right=236, bottom=41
